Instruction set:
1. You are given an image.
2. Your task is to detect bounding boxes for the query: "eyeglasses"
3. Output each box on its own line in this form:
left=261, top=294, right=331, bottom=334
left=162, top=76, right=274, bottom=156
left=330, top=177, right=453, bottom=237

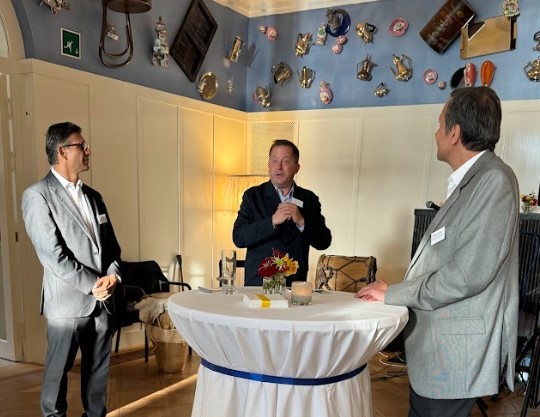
left=63, top=142, right=89, bottom=152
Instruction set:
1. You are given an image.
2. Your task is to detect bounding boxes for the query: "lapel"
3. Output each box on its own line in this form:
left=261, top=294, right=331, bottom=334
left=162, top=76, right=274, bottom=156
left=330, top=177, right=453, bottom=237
left=407, top=152, right=495, bottom=274
left=82, top=185, right=103, bottom=252
left=45, top=172, right=99, bottom=249
left=263, top=181, right=281, bottom=212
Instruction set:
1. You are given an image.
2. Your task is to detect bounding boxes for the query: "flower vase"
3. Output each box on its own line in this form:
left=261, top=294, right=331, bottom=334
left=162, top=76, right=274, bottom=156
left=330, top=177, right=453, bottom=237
left=263, top=274, right=286, bottom=295
left=522, top=205, right=532, bottom=213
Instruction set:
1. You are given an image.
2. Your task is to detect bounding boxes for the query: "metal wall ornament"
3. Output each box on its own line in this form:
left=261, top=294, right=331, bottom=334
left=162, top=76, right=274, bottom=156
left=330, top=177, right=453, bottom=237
left=99, top=0, right=152, bottom=68
left=152, top=16, right=169, bottom=67
left=357, top=54, right=377, bottom=81
left=325, top=8, right=351, bottom=37
left=41, top=0, right=70, bottom=14
left=227, top=36, right=245, bottom=62
left=319, top=81, right=333, bottom=105
left=253, top=85, right=272, bottom=107
left=295, top=33, right=313, bottom=57
left=480, top=60, right=495, bottom=86
left=533, top=31, right=540, bottom=52
left=298, top=66, right=315, bottom=88
left=524, top=57, right=540, bottom=81
left=271, top=62, right=292, bottom=87
left=355, top=22, right=377, bottom=43
left=374, top=83, right=389, bottom=97
left=389, top=54, right=412, bottom=82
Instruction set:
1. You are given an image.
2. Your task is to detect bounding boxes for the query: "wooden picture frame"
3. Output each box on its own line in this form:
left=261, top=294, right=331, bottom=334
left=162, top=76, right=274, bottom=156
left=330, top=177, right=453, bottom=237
left=170, top=0, right=218, bottom=82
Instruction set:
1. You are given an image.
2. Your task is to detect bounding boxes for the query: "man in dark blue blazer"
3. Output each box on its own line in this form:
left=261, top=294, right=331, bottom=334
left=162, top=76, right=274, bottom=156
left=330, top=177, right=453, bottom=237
left=233, top=139, right=332, bottom=286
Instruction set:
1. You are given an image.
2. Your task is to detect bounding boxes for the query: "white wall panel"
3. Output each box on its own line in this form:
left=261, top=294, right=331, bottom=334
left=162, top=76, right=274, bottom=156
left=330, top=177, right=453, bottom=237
left=213, top=116, right=246, bottom=285
left=182, top=108, right=214, bottom=288
left=298, top=118, right=361, bottom=277
left=90, top=84, right=139, bottom=261
left=137, top=98, right=180, bottom=267
left=355, top=115, right=435, bottom=284
left=501, top=111, right=540, bottom=196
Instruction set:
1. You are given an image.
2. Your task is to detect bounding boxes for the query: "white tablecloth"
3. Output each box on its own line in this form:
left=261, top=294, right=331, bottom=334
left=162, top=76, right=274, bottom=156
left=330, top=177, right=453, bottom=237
left=168, top=288, right=408, bottom=417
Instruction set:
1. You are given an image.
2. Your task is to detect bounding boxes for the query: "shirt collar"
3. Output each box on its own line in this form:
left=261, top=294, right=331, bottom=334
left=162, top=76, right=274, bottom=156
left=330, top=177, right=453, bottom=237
left=447, top=150, right=485, bottom=198
left=51, top=167, right=82, bottom=190
left=273, top=183, right=295, bottom=202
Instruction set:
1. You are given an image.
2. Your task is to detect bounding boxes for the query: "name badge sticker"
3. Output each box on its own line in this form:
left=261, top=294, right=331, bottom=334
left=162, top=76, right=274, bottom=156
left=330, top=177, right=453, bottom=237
left=98, top=214, right=108, bottom=224
left=291, top=197, right=304, bottom=208
left=430, top=227, right=445, bottom=246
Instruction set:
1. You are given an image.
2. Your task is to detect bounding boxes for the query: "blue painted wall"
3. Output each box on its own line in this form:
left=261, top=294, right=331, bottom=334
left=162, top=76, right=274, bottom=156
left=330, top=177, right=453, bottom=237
left=246, top=0, right=540, bottom=111
left=12, top=0, right=248, bottom=111
left=11, top=0, right=540, bottom=112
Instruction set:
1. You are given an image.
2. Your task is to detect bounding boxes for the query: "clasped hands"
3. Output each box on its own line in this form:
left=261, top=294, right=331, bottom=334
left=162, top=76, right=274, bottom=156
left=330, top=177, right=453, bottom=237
left=92, top=274, right=118, bottom=302
left=272, top=202, right=304, bottom=228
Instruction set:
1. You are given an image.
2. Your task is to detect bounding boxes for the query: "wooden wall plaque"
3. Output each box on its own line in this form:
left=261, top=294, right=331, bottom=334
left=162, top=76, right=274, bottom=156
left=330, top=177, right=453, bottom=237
left=170, top=0, right=218, bottom=82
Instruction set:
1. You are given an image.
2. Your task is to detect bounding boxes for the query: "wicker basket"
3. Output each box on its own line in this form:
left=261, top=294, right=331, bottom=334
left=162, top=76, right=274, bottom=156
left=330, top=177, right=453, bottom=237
left=146, top=311, right=188, bottom=373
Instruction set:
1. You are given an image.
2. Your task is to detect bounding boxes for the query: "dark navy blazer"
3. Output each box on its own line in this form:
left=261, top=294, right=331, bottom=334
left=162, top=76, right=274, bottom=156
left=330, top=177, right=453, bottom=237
left=233, top=181, right=332, bottom=286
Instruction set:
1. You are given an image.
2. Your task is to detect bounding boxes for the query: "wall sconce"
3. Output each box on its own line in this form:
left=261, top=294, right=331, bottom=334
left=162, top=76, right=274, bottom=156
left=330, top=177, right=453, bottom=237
left=227, top=35, right=245, bottom=62
left=224, top=175, right=268, bottom=212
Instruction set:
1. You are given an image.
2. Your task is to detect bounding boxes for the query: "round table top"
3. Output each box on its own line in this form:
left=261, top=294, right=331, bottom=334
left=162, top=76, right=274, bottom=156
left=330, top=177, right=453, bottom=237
left=168, top=288, right=408, bottom=379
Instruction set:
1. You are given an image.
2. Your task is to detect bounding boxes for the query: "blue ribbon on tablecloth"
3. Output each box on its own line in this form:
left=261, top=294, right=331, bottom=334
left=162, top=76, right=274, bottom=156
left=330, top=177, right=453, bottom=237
left=200, top=358, right=366, bottom=386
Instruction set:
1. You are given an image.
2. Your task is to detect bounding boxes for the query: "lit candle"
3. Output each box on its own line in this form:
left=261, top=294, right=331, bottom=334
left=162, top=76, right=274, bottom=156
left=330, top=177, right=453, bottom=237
left=291, top=281, right=313, bottom=305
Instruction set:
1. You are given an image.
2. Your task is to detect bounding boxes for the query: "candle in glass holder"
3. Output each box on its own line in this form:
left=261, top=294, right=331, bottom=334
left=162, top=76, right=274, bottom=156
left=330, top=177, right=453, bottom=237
left=291, top=281, right=313, bottom=305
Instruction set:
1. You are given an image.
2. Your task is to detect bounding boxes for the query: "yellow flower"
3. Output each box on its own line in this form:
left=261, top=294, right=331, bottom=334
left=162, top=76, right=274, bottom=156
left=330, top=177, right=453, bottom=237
left=283, top=254, right=299, bottom=277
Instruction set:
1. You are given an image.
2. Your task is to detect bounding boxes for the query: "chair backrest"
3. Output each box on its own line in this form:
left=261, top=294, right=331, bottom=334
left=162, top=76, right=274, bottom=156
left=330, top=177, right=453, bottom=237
left=315, top=255, right=377, bottom=292
left=120, top=260, right=168, bottom=294
left=218, top=259, right=245, bottom=277
left=518, top=232, right=540, bottom=340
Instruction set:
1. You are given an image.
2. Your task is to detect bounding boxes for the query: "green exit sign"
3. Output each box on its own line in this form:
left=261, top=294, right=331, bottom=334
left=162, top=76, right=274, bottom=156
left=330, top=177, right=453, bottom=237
left=61, top=28, right=80, bottom=59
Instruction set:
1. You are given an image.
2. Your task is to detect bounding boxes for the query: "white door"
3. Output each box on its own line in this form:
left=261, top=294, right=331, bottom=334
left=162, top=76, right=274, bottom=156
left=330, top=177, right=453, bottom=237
left=0, top=71, right=18, bottom=360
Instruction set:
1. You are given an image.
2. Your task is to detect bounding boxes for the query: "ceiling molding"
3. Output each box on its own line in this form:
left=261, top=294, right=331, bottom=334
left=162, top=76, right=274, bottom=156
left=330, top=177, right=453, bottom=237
left=212, top=0, right=380, bottom=18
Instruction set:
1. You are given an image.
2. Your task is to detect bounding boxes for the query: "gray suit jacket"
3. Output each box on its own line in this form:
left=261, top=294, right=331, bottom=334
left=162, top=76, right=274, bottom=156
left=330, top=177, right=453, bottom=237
left=22, top=171, right=121, bottom=318
left=386, top=151, right=519, bottom=399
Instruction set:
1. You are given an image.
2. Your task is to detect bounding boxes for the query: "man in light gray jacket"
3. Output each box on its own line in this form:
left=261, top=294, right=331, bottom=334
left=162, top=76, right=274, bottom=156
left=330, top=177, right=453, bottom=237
left=22, top=122, right=122, bottom=417
left=356, top=87, right=519, bottom=417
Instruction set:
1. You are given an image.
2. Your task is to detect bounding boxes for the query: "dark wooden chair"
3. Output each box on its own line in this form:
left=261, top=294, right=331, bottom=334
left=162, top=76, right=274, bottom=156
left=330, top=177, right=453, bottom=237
left=114, top=256, right=191, bottom=362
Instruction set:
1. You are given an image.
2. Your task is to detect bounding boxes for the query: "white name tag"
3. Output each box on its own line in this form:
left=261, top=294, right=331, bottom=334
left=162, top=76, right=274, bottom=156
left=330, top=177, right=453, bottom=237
left=431, top=227, right=445, bottom=246
left=291, top=197, right=304, bottom=208
left=98, top=214, right=108, bottom=224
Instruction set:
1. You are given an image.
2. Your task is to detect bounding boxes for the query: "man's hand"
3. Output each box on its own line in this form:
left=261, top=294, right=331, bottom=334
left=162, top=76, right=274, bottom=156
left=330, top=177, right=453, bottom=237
left=272, top=202, right=305, bottom=228
left=355, top=279, right=388, bottom=302
left=92, top=274, right=118, bottom=301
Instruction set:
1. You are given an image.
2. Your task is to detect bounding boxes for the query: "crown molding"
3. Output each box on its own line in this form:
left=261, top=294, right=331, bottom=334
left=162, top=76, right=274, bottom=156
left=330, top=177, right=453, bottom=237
left=212, top=0, right=379, bottom=18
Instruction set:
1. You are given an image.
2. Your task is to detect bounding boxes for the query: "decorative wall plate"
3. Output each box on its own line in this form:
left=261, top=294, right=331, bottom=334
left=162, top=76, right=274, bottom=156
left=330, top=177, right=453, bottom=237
left=389, top=18, right=408, bottom=37
left=423, top=69, right=438, bottom=84
left=197, top=72, right=217, bottom=100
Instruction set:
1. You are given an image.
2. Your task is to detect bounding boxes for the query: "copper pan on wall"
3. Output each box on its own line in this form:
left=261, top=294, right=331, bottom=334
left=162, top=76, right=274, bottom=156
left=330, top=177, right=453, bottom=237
left=420, top=0, right=476, bottom=54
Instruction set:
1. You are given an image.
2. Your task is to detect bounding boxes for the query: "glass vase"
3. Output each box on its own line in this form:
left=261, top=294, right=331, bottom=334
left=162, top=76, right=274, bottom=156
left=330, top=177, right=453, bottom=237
left=262, top=274, right=286, bottom=295
left=522, top=205, right=532, bottom=214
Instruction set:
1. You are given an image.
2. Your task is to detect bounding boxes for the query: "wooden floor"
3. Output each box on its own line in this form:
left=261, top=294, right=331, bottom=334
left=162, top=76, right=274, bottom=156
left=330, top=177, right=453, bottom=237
left=0, top=349, right=539, bottom=417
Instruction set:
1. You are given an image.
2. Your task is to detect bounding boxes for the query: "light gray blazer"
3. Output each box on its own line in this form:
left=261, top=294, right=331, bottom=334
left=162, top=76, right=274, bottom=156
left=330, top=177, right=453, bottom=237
left=386, top=151, right=519, bottom=399
left=22, top=171, right=121, bottom=318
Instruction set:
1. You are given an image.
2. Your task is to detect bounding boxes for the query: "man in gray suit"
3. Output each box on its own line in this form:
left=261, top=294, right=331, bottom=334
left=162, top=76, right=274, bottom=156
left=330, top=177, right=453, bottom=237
left=22, top=122, right=122, bottom=417
left=356, top=87, right=519, bottom=417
